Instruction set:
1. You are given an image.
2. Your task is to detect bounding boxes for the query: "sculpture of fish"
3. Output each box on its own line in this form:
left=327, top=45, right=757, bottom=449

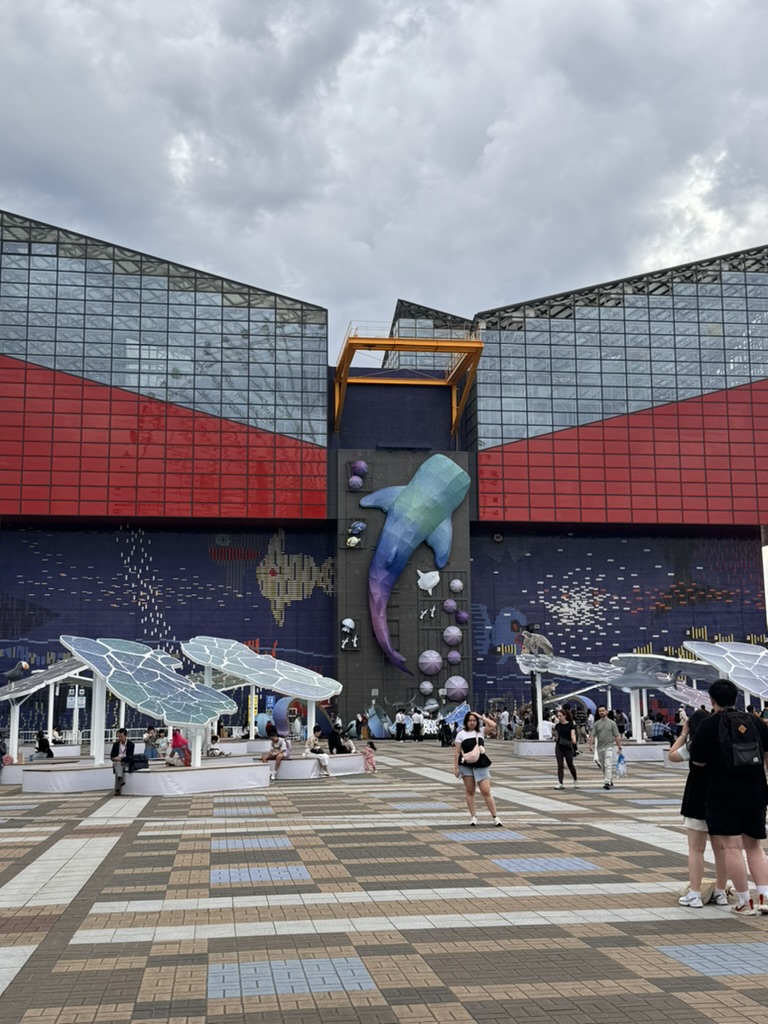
left=417, top=569, right=440, bottom=595
left=360, top=454, right=470, bottom=673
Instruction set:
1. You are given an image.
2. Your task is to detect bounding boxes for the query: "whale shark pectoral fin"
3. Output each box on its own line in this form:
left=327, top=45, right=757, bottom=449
left=359, top=486, right=403, bottom=512
left=385, top=546, right=400, bottom=571
left=425, top=518, right=453, bottom=568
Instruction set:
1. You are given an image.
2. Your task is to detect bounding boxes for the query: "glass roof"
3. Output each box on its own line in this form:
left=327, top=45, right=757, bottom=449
left=181, top=636, right=343, bottom=701
left=684, top=641, right=768, bottom=699
left=0, top=658, right=89, bottom=702
left=59, top=636, right=237, bottom=726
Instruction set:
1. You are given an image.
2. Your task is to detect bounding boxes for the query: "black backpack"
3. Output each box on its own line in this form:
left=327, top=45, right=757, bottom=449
left=718, top=708, right=764, bottom=771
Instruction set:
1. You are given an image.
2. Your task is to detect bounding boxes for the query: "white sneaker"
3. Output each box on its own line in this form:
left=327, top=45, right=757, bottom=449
left=269, top=772, right=276, bottom=781
left=492, top=816, right=503, bottom=827
left=733, top=900, right=757, bottom=916
left=469, top=816, right=477, bottom=826
left=678, top=892, right=703, bottom=908
left=572, top=782, right=579, bottom=788
left=710, top=890, right=729, bottom=907
left=553, top=783, right=565, bottom=790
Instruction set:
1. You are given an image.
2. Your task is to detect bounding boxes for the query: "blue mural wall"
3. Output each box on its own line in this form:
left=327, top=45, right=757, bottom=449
left=0, top=524, right=336, bottom=731
left=470, top=527, right=767, bottom=712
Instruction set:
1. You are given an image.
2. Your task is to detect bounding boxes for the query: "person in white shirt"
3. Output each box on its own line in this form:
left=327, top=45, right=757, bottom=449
left=500, top=708, right=510, bottom=740
left=411, top=709, right=424, bottom=741
left=394, top=709, right=406, bottom=742
left=454, top=710, right=503, bottom=827
left=260, top=734, right=288, bottom=780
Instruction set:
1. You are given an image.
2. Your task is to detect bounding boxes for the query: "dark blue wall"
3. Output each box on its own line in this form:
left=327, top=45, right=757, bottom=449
left=470, top=526, right=766, bottom=713
left=0, top=523, right=335, bottom=732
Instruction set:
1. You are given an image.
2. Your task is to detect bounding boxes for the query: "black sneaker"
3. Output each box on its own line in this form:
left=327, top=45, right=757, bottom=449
left=603, top=782, right=611, bottom=790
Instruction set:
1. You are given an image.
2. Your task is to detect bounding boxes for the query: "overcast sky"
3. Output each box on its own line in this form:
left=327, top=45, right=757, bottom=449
left=2, top=0, right=768, bottom=361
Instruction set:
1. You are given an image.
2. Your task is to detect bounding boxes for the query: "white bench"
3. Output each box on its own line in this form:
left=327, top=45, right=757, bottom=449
left=328, top=753, right=365, bottom=776
left=268, top=752, right=366, bottom=781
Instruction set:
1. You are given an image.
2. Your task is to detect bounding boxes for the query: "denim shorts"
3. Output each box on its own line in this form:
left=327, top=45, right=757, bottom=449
left=459, top=764, right=491, bottom=782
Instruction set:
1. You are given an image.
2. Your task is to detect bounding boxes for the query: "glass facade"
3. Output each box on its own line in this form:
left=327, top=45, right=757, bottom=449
left=0, top=211, right=328, bottom=519
left=0, top=211, right=327, bottom=445
left=472, top=252, right=768, bottom=449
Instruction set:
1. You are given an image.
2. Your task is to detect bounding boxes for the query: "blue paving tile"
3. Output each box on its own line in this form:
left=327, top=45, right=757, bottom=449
left=207, top=956, right=376, bottom=997
left=657, top=942, right=768, bottom=976
left=442, top=830, right=526, bottom=842
left=390, top=802, right=452, bottom=810
left=492, top=856, right=600, bottom=873
left=211, top=836, right=292, bottom=851
left=212, top=806, right=274, bottom=816
left=215, top=795, right=268, bottom=803
left=368, top=791, right=421, bottom=798
left=210, top=865, right=311, bottom=884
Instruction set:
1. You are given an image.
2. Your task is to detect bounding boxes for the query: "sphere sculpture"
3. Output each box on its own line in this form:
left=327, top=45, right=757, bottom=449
left=449, top=578, right=464, bottom=593
left=418, top=649, right=443, bottom=675
left=419, top=680, right=434, bottom=696
left=446, top=650, right=462, bottom=665
left=455, top=610, right=469, bottom=625
left=442, top=598, right=457, bottom=614
left=350, top=459, right=369, bottom=477
left=445, top=675, right=469, bottom=702
left=348, top=475, right=364, bottom=490
left=443, top=626, right=463, bottom=646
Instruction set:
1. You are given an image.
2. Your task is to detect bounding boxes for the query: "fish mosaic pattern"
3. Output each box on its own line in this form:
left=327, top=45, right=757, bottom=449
left=256, top=529, right=335, bottom=627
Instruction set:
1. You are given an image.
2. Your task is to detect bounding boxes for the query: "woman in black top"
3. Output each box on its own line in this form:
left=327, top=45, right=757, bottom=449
left=553, top=708, right=578, bottom=790
left=29, top=730, right=54, bottom=761
left=670, top=709, right=728, bottom=908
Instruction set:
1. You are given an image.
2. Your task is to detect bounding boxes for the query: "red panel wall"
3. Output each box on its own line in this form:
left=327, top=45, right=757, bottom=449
left=0, top=356, right=326, bottom=519
left=478, top=381, right=768, bottom=525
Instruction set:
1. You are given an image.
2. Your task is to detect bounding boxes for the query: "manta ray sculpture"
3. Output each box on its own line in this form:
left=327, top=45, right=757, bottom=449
left=360, top=454, right=470, bottom=673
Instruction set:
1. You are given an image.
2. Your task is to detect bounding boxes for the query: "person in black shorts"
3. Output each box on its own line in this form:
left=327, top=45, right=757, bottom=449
left=690, top=678, right=768, bottom=916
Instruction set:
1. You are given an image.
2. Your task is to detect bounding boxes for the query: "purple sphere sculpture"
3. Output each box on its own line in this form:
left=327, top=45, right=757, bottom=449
left=443, top=598, right=457, bottom=614
left=418, top=649, right=443, bottom=675
left=455, top=610, right=469, bottom=625
left=419, top=680, right=434, bottom=696
left=446, top=650, right=462, bottom=665
left=350, top=459, right=369, bottom=477
left=445, top=675, right=469, bottom=702
left=443, top=626, right=462, bottom=646
left=449, top=578, right=464, bottom=593
left=348, top=475, right=363, bottom=490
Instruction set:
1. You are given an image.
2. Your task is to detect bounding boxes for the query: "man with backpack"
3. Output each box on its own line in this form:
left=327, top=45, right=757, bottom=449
left=690, top=678, right=768, bottom=916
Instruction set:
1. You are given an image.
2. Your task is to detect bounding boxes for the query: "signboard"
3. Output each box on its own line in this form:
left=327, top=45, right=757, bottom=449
left=265, top=695, right=275, bottom=710
left=66, top=686, right=86, bottom=710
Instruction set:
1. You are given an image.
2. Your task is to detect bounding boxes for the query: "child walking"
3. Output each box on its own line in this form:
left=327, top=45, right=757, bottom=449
left=364, top=741, right=377, bottom=774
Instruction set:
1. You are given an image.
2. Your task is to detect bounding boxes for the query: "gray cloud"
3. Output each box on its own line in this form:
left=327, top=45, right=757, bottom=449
left=1, top=0, right=768, bottom=354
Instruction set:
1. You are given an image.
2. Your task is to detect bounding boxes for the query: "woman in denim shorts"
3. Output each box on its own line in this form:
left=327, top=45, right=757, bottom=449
left=454, top=711, right=503, bottom=828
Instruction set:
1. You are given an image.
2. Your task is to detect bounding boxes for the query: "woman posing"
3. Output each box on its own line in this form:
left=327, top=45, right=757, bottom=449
left=553, top=708, right=578, bottom=790
left=669, top=710, right=729, bottom=908
left=454, top=710, right=503, bottom=827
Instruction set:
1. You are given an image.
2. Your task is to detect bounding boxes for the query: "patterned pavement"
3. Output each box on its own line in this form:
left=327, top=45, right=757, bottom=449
left=1, top=742, right=768, bottom=1023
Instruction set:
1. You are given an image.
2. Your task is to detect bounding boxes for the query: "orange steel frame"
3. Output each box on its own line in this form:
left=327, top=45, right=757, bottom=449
left=333, top=336, right=483, bottom=435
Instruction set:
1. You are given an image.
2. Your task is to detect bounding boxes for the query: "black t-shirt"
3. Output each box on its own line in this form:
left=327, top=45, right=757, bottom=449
left=554, top=721, right=574, bottom=744
left=689, top=712, right=768, bottom=810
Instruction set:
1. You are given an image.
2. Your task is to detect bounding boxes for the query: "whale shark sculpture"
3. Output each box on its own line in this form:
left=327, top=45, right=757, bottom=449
left=360, top=454, right=470, bottom=673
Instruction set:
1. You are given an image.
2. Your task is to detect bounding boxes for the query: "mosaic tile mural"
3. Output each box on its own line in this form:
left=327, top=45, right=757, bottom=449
left=0, top=523, right=335, bottom=730
left=470, top=527, right=767, bottom=709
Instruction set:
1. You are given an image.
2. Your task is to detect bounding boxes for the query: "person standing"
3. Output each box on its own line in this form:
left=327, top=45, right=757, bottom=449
left=500, top=706, right=510, bottom=740
left=669, top=709, right=730, bottom=908
left=690, top=678, right=768, bottom=915
left=411, top=708, right=423, bottom=741
left=588, top=705, right=622, bottom=790
left=454, top=710, right=503, bottom=827
left=553, top=708, right=579, bottom=790
left=394, top=709, right=406, bottom=742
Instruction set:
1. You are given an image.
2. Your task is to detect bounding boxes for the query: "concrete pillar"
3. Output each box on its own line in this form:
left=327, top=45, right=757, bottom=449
left=91, top=674, right=107, bottom=765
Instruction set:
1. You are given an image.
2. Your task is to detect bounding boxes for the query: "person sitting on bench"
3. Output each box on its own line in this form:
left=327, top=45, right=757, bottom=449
left=110, top=728, right=135, bottom=795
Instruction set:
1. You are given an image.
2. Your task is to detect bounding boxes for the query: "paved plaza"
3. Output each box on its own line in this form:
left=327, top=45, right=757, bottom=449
left=1, top=742, right=768, bottom=1023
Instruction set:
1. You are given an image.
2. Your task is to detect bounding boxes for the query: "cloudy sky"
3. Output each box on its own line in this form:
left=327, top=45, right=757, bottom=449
left=2, top=0, right=768, bottom=359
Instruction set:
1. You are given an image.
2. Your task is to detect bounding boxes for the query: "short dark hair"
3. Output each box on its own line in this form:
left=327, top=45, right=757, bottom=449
left=117, top=728, right=127, bottom=737
left=708, top=678, right=738, bottom=708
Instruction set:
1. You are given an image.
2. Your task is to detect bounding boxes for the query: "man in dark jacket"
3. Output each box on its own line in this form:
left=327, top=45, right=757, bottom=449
left=110, top=728, right=135, bottom=795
